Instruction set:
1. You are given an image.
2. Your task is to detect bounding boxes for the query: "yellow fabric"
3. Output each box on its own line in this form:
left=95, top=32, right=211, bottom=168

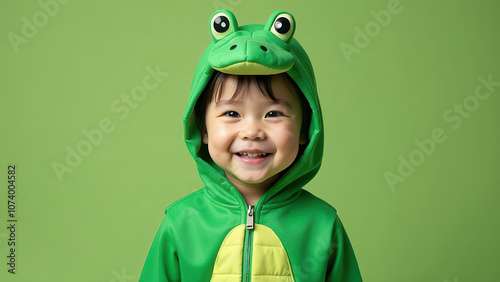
left=211, top=224, right=294, bottom=281
left=213, top=62, right=292, bottom=75
left=211, top=224, right=245, bottom=281
left=252, top=224, right=294, bottom=281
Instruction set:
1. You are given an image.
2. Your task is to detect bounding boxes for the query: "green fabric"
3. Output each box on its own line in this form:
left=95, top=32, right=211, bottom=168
left=140, top=9, right=362, bottom=281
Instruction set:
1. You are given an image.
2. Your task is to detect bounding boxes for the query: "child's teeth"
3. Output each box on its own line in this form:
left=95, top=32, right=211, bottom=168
left=240, top=153, right=267, bottom=158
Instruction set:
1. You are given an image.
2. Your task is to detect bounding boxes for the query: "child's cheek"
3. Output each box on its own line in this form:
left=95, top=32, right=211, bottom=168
left=209, top=123, right=236, bottom=152
left=213, top=123, right=236, bottom=140
left=274, top=122, right=301, bottom=142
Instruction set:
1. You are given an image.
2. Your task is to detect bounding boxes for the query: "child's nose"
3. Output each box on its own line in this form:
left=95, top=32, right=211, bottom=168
left=238, top=121, right=266, bottom=140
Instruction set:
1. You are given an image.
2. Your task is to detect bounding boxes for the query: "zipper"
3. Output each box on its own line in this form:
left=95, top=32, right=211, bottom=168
left=246, top=205, right=254, bottom=229
left=242, top=205, right=255, bottom=282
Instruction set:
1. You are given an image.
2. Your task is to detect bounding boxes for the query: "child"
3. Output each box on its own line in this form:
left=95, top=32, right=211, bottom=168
left=140, top=9, right=362, bottom=281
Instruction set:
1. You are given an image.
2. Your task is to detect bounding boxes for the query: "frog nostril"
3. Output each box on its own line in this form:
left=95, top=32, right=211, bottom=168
left=230, top=45, right=237, bottom=50
left=260, top=45, right=268, bottom=52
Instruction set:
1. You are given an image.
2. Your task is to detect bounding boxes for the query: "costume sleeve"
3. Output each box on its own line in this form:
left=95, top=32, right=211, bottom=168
left=139, top=211, right=181, bottom=282
left=325, top=214, right=362, bottom=282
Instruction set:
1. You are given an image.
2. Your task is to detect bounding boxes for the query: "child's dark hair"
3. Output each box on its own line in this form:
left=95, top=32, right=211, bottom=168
left=194, top=70, right=311, bottom=142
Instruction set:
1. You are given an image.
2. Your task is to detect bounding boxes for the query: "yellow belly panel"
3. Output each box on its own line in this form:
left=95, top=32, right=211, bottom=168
left=211, top=224, right=294, bottom=281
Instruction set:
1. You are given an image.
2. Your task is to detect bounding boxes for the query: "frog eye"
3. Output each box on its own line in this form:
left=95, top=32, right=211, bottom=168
left=210, top=10, right=239, bottom=42
left=267, top=12, right=295, bottom=43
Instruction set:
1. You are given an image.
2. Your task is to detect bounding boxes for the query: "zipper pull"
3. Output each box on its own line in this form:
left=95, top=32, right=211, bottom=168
left=246, top=205, right=254, bottom=230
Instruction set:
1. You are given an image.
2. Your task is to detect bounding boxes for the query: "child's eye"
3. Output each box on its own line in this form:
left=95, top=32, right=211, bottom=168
left=265, top=111, right=285, bottom=118
left=223, top=111, right=240, bottom=118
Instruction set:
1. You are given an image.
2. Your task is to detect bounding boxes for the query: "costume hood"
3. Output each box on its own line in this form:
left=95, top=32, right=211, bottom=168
left=183, top=9, right=324, bottom=210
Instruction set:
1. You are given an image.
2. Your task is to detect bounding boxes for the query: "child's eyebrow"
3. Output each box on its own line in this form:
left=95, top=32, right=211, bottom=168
left=273, top=98, right=292, bottom=108
left=215, top=100, right=244, bottom=107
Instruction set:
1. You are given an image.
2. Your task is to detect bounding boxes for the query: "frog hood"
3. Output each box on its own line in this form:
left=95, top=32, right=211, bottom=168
left=183, top=10, right=324, bottom=209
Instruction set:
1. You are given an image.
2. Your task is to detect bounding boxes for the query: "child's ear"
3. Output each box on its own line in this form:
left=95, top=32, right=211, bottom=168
left=203, top=132, right=208, bottom=144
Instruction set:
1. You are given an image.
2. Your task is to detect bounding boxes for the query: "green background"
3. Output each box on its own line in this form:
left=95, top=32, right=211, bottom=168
left=1, top=0, right=499, bottom=281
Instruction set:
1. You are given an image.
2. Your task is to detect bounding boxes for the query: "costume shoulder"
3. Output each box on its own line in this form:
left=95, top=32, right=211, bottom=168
left=298, top=189, right=338, bottom=215
left=164, top=188, right=205, bottom=214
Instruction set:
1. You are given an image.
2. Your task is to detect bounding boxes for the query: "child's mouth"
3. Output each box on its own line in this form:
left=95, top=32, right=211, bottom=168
left=235, top=152, right=270, bottom=159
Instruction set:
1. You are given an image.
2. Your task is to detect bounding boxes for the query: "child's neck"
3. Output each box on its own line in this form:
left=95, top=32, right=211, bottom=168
left=225, top=173, right=280, bottom=206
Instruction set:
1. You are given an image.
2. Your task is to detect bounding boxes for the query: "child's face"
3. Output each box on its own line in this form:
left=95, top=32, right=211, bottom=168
left=202, top=75, right=306, bottom=190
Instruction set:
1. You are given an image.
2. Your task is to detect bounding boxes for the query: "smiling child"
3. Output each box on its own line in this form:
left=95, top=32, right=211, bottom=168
left=140, top=9, right=362, bottom=281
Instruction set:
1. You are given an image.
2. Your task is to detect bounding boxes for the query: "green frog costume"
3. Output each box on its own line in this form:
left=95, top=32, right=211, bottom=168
left=140, top=9, right=362, bottom=281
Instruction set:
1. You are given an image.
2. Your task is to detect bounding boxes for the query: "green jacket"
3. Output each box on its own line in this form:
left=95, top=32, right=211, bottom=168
left=140, top=10, right=362, bottom=282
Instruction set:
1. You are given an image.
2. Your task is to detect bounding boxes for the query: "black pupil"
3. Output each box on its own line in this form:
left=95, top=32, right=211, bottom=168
left=274, top=17, right=290, bottom=34
left=214, top=16, right=230, bottom=33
